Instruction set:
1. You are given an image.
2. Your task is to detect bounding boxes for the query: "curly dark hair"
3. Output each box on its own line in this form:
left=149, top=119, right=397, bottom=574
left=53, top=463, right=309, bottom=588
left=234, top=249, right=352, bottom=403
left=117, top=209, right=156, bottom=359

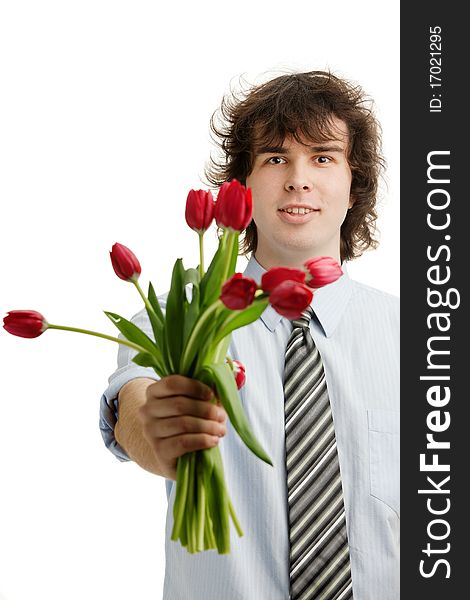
left=205, top=70, right=385, bottom=261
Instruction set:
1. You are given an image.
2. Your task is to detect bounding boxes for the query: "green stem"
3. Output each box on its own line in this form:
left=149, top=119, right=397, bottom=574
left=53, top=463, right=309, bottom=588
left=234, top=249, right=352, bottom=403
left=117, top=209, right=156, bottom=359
left=198, top=232, right=204, bottom=280
left=195, top=334, right=231, bottom=376
left=213, top=460, right=230, bottom=554
left=134, top=280, right=161, bottom=323
left=205, top=494, right=216, bottom=550
left=196, top=453, right=206, bottom=551
left=229, top=498, right=244, bottom=537
left=220, top=229, right=236, bottom=285
left=47, top=324, right=146, bottom=354
left=187, top=452, right=197, bottom=553
left=212, top=335, right=231, bottom=364
left=171, top=454, right=190, bottom=541
left=179, top=300, right=223, bottom=373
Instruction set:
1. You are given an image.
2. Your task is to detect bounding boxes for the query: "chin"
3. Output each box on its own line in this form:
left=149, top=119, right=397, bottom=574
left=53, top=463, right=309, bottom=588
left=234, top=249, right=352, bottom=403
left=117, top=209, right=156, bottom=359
left=277, top=235, right=319, bottom=252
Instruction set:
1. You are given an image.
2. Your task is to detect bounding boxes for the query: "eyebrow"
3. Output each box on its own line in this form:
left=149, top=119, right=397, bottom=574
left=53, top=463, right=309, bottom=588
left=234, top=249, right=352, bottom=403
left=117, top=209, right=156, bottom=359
left=254, top=144, right=346, bottom=155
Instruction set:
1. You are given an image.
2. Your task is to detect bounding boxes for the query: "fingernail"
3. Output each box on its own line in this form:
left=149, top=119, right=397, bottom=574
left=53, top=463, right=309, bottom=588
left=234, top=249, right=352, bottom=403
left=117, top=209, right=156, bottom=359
left=211, top=436, right=220, bottom=446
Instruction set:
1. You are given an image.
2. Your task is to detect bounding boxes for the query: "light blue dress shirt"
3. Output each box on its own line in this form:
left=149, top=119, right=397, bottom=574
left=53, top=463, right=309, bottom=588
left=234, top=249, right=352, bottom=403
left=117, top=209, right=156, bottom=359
left=100, top=256, right=400, bottom=600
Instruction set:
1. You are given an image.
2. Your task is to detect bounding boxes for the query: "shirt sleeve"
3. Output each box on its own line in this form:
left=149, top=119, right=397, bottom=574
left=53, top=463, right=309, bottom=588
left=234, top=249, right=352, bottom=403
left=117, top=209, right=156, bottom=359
left=99, top=305, right=161, bottom=462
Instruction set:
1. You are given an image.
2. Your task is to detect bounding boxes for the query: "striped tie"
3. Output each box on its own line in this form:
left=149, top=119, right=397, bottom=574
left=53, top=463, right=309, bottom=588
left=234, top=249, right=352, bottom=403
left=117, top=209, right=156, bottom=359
left=284, top=306, right=353, bottom=600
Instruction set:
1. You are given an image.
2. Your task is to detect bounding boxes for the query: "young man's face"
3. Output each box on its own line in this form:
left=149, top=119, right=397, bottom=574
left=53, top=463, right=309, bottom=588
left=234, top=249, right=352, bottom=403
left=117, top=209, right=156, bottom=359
left=246, top=117, right=353, bottom=269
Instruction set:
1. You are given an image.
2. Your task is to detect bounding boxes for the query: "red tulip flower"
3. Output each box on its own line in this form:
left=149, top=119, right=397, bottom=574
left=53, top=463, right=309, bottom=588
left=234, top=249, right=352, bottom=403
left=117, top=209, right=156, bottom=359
left=220, top=273, right=257, bottom=310
left=185, top=189, right=215, bottom=233
left=261, top=266, right=306, bottom=293
left=215, top=180, right=252, bottom=231
left=232, top=359, right=246, bottom=390
left=110, top=242, right=141, bottom=282
left=304, top=256, right=343, bottom=288
left=269, top=281, right=313, bottom=319
left=3, top=310, right=48, bottom=338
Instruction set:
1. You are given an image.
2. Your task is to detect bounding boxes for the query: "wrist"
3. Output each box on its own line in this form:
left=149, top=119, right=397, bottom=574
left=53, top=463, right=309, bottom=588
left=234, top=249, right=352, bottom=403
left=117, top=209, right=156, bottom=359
left=115, top=377, right=161, bottom=474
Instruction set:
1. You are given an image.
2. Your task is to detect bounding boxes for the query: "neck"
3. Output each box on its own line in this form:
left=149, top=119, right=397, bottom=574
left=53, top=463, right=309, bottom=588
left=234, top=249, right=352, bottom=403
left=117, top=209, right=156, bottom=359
left=254, top=248, right=341, bottom=271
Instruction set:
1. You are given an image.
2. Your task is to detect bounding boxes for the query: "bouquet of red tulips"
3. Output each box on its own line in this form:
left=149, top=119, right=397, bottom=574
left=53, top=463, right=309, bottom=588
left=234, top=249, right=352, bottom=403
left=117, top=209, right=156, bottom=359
left=3, top=179, right=342, bottom=554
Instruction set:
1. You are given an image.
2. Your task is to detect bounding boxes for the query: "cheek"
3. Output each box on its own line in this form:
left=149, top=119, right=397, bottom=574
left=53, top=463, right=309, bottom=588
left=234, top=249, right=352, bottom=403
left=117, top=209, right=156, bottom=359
left=251, top=201, right=268, bottom=224
left=248, top=180, right=271, bottom=215
left=330, top=175, right=352, bottom=208
left=251, top=195, right=276, bottom=231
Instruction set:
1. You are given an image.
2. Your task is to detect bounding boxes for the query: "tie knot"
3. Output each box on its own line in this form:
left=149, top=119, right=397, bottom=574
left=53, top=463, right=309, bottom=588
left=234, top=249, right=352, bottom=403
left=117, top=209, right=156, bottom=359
left=291, top=306, right=314, bottom=329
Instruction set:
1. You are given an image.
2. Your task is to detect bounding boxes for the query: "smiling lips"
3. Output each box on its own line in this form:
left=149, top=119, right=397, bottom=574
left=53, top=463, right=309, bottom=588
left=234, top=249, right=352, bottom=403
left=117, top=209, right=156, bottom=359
left=278, top=203, right=319, bottom=215
left=277, top=204, right=319, bottom=224
left=279, top=207, right=317, bottom=215
left=278, top=204, right=320, bottom=220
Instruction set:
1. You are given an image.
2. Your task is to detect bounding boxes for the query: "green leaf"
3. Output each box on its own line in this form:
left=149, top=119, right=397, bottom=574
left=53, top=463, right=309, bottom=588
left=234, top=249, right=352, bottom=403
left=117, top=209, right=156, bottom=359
left=104, top=311, right=159, bottom=356
left=184, top=268, right=200, bottom=287
left=199, top=230, right=239, bottom=313
left=179, top=300, right=223, bottom=375
left=198, top=363, right=273, bottom=466
left=191, top=322, right=218, bottom=376
left=183, top=283, right=200, bottom=350
left=146, top=308, right=164, bottom=350
left=147, top=282, right=173, bottom=373
left=148, top=281, right=165, bottom=323
left=132, top=351, right=164, bottom=375
left=164, top=258, right=186, bottom=372
left=199, top=232, right=227, bottom=309
left=212, top=298, right=269, bottom=347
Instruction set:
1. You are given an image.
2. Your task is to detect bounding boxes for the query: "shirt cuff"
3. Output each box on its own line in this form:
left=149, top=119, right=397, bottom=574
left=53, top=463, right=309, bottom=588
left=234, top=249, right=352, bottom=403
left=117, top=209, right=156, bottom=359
left=99, top=364, right=159, bottom=462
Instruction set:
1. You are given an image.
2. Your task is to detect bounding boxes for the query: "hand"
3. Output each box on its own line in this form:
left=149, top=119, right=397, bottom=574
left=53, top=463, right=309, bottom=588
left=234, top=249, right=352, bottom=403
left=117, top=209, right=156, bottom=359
left=138, top=374, right=227, bottom=480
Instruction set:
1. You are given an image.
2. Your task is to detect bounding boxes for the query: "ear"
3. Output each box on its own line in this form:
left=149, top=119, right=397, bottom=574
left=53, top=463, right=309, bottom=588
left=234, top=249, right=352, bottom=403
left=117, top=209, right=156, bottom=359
left=348, top=195, right=355, bottom=210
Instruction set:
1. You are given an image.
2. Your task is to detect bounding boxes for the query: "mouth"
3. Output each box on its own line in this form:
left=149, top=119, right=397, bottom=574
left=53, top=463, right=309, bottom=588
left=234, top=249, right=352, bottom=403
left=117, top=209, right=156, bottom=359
left=278, top=206, right=320, bottom=223
left=279, top=207, right=317, bottom=215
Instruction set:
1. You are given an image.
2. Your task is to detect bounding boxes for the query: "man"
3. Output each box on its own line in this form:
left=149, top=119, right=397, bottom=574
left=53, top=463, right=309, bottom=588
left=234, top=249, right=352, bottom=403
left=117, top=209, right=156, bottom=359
left=100, top=71, right=399, bottom=599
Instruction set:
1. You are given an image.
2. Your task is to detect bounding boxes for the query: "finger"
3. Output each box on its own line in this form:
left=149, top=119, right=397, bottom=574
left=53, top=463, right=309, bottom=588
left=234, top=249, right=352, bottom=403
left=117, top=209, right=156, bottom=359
left=155, top=433, right=221, bottom=463
left=145, top=414, right=227, bottom=440
left=148, top=375, right=214, bottom=402
left=140, top=395, right=227, bottom=422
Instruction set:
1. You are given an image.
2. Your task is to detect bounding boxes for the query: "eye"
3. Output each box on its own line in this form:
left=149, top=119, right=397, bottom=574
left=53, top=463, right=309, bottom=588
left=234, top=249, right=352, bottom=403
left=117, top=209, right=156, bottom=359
left=267, top=156, right=286, bottom=165
left=316, top=156, right=331, bottom=164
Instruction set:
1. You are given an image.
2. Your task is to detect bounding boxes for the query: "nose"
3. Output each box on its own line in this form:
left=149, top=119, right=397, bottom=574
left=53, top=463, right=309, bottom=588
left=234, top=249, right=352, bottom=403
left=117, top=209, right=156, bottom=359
left=284, top=163, right=313, bottom=193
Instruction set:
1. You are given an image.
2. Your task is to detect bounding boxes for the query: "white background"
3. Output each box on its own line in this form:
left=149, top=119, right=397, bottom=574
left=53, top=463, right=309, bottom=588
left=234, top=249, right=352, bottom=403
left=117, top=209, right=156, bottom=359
left=0, top=1, right=399, bottom=598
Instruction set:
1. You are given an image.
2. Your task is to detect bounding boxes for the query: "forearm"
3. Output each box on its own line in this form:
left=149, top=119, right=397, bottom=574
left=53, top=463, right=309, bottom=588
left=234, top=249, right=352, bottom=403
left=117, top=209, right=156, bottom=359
left=115, top=377, right=163, bottom=477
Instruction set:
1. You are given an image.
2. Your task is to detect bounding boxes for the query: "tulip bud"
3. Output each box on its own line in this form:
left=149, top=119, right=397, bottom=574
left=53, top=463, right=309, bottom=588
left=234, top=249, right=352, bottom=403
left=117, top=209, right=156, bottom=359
left=304, top=256, right=343, bottom=288
left=269, top=281, right=313, bottom=319
left=232, top=359, right=246, bottom=390
left=185, top=189, right=215, bottom=232
left=220, top=273, right=257, bottom=310
left=215, top=180, right=252, bottom=231
left=261, top=267, right=306, bottom=293
left=3, top=310, right=48, bottom=338
left=110, top=242, right=142, bottom=282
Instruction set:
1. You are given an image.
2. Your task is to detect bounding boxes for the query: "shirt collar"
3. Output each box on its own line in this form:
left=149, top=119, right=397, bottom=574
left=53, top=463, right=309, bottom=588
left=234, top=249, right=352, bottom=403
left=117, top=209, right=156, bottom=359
left=243, top=254, right=353, bottom=338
